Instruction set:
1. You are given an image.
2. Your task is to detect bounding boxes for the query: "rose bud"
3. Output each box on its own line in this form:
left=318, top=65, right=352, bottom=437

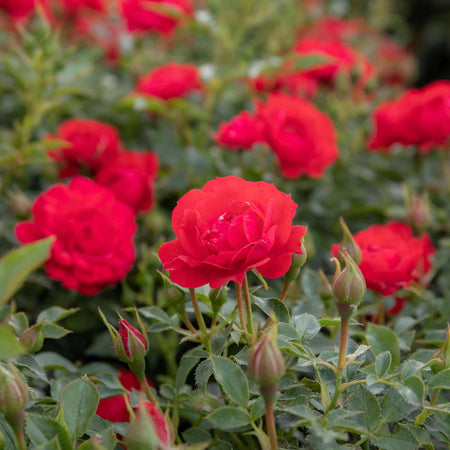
left=99, top=310, right=149, bottom=365
left=125, top=401, right=171, bottom=450
left=337, top=217, right=362, bottom=264
left=406, top=193, right=431, bottom=233
left=248, top=331, right=285, bottom=401
left=19, top=323, right=45, bottom=354
left=0, top=365, right=29, bottom=422
left=284, top=241, right=307, bottom=285
left=115, top=319, right=149, bottom=364
left=331, top=251, right=366, bottom=307
left=431, top=324, right=450, bottom=374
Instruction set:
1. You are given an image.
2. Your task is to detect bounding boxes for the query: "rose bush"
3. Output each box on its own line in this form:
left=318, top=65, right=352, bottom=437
left=159, top=176, right=307, bottom=288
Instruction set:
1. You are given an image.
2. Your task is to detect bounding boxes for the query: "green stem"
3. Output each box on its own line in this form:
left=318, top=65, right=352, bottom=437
left=11, top=414, right=26, bottom=450
left=242, top=274, right=254, bottom=337
left=234, top=282, right=248, bottom=334
left=130, top=360, right=158, bottom=405
left=189, top=288, right=212, bottom=353
left=264, top=399, right=278, bottom=450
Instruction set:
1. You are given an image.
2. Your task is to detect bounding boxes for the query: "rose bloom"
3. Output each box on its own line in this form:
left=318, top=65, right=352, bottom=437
left=299, top=16, right=363, bottom=41
left=119, top=0, right=193, bottom=35
left=255, top=94, right=339, bottom=178
left=135, top=62, right=201, bottom=101
left=15, top=177, right=137, bottom=295
left=95, top=150, right=159, bottom=214
left=214, top=112, right=265, bottom=150
left=332, top=222, right=435, bottom=296
left=369, top=81, right=450, bottom=151
left=159, top=176, right=307, bottom=289
left=47, top=119, right=121, bottom=178
left=292, top=37, right=373, bottom=85
left=0, top=0, right=48, bottom=22
left=61, top=0, right=105, bottom=14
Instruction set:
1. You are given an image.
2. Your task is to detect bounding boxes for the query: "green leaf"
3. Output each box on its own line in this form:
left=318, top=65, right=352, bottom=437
left=402, top=376, right=425, bottom=406
left=34, top=436, right=62, bottom=450
left=375, top=351, right=392, bottom=377
left=0, top=325, right=23, bottom=360
left=35, top=352, right=77, bottom=372
left=8, top=313, right=29, bottom=335
left=212, top=356, right=249, bottom=409
left=429, top=368, right=450, bottom=389
left=318, top=318, right=341, bottom=327
left=206, top=407, right=250, bottom=430
left=250, top=397, right=265, bottom=421
left=139, top=306, right=171, bottom=323
left=60, top=376, right=99, bottom=439
left=253, top=297, right=290, bottom=323
left=380, top=388, right=417, bottom=423
left=41, top=323, right=71, bottom=339
left=15, top=354, right=48, bottom=383
left=370, top=423, right=419, bottom=450
left=366, top=324, right=401, bottom=369
left=0, top=237, right=53, bottom=306
left=195, top=358, right=213, bottom=390
left=25, top=413, right=73, bottom=449
left=0, top=413, right=18, bottom=450
left=295, top=314, right=321, bottom=342
left=175, top=353, right=201, bottom=391
left=347, top=386, right=380, bottom=431
left=37, top=307, right=79, bottom=324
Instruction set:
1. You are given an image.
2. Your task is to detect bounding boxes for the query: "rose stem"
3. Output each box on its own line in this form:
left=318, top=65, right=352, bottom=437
left=376, top=294, right=385, bottom=325
left=131, top=360, right=158, bottom=405
left=264, top=399, right=278, bottom=450
left=242, top=274, right=254, bottom=336
left=183, top=316, right=198, bottom=334
left=234, top=282, right=248, bottom=334
left=189, top=288, right=212, bottom=352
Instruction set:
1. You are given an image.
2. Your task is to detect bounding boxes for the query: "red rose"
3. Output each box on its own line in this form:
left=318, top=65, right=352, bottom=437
left=141, top=401, right=171, bottom=446
left=15, top=177, right=137, bottom=295
left=96, top=370, right=151, bottom=423
left=47, top=119, right=121, bottom=178
left=214, top=112, right=266, bottom=150
left=95, top=150, right=159, bottom=214
left=135, top=62, right=201, bottom=100
left=159, top=176, right=307, bottom=289
left=119, top=0, right=193, bottom=35
left=331, top=222, right=435, bottom=296
left=250, top=71, right=318, bottom=98
left=292, top=37, right=373, bottom=84
left=299, top=16, right=363, bottom=41
left=61, top=0, right=105, bottom=14
left=369, top=81, right=450, bottom=151
left=0, top=0, right=45, bottom=22
left=255, top=94, right=339, bottom=178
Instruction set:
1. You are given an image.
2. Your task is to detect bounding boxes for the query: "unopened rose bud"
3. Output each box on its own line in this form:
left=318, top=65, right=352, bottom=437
left=19, top=323, right=44, bottom=354
left=338, top=217, right=362, bottom=264
left=98, top=309, right=149, bottom=365
left=126, top=401, right=171, bottom=450
left=431, top=324, right=450, bottom=374
left=248, top=331, right=285, bottom=401
left=406, top=194, right=431, bottom=233
left=285, top=242, right=307, bottom=285
left=115, top=319, right=149, bottom=364
left=332, top=251, right=366, bottom=307
left=0, top=365, right=29, bottom=422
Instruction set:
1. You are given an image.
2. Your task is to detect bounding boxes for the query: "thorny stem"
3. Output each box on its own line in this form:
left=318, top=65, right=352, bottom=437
left=264, top=399, right=278, bottom=450
left=189, top=288, right=212, bottom=352
left=234, top=282, right=248, bottom=334
left=242, top=274, right=254, bottom=337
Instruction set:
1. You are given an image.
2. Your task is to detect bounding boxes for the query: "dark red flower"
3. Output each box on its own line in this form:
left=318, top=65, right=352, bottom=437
left=119, top=0, right=193, bottom=35
left=15, top=177, right=136, bottom=295
left=332, top=222, right=435, bottom=296
left=95, top=150, right=159, bottom=214
left=159, top=176, right=307, bottom=289
left=61, top=0, right=105, bottom=14
left=214, top=112, right=265, bottom=150
left=135, top=62, right=201, bottom=100
left=47, top=119, right=121, bottom=178
left=255, top=94, right=339, bottom=178
left=0, top=0, right=47, bottom=22
left=141, top=401, right=171, bottom=446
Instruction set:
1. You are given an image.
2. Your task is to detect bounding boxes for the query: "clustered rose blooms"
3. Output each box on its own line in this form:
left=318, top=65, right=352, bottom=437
left=95, top=150, right=159, bottom=214
left=47, top=119, right=121, bottom=178
left=332, top=221, right=435, bottom=296
left=256, top=94, right=339, bottom=178
left=135, top=62, right=201, bottom=100
left=369, top=81, right=450, bottom=152
left=15, top=177, right=137, bottom=295
left=60, top=0, right=105, bottom=14
left=119, top=0, right=193, bottom=35
left=0, top=0, right=48, bottom=22
left=159, top=176, right=307, bottom=289
left=214, top=111, right=265, bottom=150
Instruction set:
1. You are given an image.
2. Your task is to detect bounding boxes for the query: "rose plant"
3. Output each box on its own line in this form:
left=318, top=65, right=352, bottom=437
left=0, top=2, right=449, bottom=450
